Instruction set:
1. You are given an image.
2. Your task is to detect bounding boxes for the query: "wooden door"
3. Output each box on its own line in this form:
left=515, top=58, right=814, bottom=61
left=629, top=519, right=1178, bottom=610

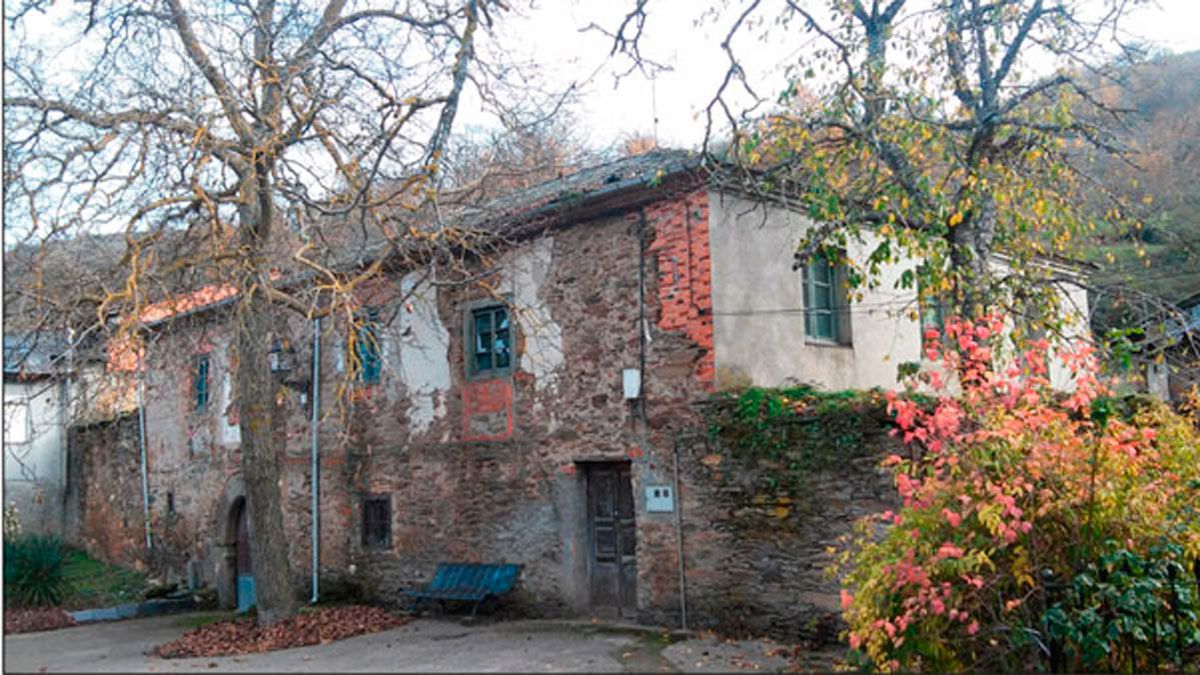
left=586, top=462, right=637, bottom=618
left=233, top=498, right=256, bottom=612
left=235, top=501, right=252, bottom=575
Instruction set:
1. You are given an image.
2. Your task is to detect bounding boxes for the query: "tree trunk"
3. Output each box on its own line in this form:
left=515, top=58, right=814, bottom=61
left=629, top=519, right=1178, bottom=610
left=235, top=179, right=298, bottom=626
left=949, top=194, right=999, bottom=318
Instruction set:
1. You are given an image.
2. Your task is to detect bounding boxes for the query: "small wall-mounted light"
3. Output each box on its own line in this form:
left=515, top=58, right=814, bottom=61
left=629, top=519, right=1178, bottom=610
left=623, top=368, right=642, bottom=400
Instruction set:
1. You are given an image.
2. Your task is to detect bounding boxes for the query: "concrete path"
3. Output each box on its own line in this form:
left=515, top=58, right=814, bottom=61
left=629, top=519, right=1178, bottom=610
left=2, top=613, right=809, bottom=673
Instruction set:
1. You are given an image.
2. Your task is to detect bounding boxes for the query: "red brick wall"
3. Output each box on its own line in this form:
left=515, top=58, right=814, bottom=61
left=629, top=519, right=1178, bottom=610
left=461, top=378, right=515, bottom=441
left=645, top=190, right=715, bottom=388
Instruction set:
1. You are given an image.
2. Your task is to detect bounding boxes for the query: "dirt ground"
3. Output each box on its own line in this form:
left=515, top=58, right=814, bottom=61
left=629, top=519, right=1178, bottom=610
left=2, top=613, right=830, bottom=673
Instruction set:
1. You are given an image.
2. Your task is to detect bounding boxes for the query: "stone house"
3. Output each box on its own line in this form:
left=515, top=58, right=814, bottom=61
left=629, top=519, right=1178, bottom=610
left=67, top=150, right=1090, bottom=635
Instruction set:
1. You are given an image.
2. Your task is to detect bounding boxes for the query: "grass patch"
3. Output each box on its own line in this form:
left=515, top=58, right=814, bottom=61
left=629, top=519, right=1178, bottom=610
left=60, top=548, right=147, bottom=610
left=175, top=611, right=238, bottom=629
left=637, top=630, right=686, bottom=649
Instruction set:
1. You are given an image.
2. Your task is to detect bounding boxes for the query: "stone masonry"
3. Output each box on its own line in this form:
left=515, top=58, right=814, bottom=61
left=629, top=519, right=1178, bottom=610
left=66, top=169, right=895, bottom=640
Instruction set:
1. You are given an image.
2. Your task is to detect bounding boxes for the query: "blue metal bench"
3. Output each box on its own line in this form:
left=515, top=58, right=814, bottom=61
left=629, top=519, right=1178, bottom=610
left=404, top=562, right=522, bottom=618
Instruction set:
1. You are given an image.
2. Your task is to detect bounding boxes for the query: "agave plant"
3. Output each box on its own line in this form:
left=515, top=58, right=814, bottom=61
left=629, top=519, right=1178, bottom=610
left=4, top=535, right=70, bottom=607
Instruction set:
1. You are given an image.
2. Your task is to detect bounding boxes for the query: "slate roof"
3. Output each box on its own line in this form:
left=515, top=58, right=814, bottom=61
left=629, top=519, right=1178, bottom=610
left=3, top=332, right=69, bottom=377
left=459, top=148, right=705, bottom=231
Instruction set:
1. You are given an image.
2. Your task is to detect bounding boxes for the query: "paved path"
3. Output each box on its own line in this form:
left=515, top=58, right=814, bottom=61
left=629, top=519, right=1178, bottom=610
left=3, top=613, right=804, bottom=673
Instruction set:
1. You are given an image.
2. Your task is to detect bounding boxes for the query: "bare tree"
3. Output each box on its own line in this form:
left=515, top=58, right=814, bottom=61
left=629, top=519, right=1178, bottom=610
left=439, top=110, right=603, bottom=205
left=5, top=0, right=557, bottom=625
left=604, top=0, right=1152, bottom=331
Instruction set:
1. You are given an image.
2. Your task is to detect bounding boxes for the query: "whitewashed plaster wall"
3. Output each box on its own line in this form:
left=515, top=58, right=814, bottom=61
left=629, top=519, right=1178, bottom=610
left=708, top=190, right=923, bottom=391
left=708, top=190, right=1093, bottom=393
left=501, top=235, right=565, bottom=392
left=394, top=271, right=452, bottom=437
left=4, top=377, right=68, bottom=534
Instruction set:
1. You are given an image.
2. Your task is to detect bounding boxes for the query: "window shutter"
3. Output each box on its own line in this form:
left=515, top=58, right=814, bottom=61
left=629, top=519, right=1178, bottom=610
left=802, top=263, right=814, bottom=337
left=195, top=356, right=209, bottom=411
left=835, top=263, right=853, bottom=346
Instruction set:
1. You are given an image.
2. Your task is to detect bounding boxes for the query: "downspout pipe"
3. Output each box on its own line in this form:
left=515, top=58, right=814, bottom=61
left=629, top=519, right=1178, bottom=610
left=673, top=437, right=688, bottom=632
left=137, top=358, right=152, bottom=551
left=310, top=317, right=321, bottom=604
left=60, top=328, right=75, bottom=534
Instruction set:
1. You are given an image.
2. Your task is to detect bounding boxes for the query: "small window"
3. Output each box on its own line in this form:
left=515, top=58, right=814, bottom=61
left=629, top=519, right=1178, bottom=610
left=194, top=356, right=210, bottom=412
left=361, top=495, right=391, bottom=549
left=468, top=304, right=512, bottom=377
left=802, top=255, right=852, bottom=345
left=352, top=308, right=382, bottom=384
left=4, top=400, right=30, bottom=444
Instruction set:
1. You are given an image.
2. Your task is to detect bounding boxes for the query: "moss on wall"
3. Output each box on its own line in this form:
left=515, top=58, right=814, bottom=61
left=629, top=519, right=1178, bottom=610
left=703, top=386, right=893, bottom=500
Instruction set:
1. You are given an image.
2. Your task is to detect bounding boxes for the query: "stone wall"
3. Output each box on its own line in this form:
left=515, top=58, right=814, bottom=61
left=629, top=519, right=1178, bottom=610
left=338, top=198, right=724, bottom=622
left=65, top=413, right=148, bottom=570
left=678, top=428, right=899, bottom=642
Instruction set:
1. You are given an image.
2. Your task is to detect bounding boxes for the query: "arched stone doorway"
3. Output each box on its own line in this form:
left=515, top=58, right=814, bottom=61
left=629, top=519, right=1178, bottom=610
left=213, top=476, right=252, bottom=611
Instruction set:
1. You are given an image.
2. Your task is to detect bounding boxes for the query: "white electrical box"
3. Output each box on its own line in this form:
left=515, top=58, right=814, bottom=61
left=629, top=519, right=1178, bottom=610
left=623, top=368, right=642, bottom=399
left=646, top=485, right=674, bottom=512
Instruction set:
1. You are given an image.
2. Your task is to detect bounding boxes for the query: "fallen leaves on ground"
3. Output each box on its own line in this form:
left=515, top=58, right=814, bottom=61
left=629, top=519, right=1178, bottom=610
left=4, top=607, right=77, bottom=634
left=154, top=605, right=407, bottom=659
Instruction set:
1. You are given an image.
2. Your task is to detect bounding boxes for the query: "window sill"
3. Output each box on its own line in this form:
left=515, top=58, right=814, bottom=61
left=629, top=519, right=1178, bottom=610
left=804, top=338, right=853, bottom=349
left=465, top=370, right=514, bottom=383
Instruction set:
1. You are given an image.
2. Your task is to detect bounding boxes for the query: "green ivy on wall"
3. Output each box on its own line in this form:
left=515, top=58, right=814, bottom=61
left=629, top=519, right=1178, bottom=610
left=702, top=386, right=895, bottom=502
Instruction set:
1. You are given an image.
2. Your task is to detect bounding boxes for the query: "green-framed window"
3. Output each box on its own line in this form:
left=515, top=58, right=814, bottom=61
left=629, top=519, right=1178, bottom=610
left=802, top=255, right=851, bottom=344
left=469, top=305, right=511, bottom=377
left=194, top=355, right=209, bottom=411
left=353, top=308, right=382, bottom=384
left=920, top=291, right=947, bottom=335
left=916, top=264, right=950, bottom=341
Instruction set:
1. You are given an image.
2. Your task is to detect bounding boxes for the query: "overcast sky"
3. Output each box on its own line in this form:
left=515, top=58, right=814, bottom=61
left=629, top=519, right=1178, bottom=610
left=12, top=0, right=1199, bottom=153
left=464, top=0, right=1200, bottom=151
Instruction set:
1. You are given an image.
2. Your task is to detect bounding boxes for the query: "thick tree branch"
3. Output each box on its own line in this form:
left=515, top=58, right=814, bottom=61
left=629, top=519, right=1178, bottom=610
left=164, top=0, right=254, bottom=146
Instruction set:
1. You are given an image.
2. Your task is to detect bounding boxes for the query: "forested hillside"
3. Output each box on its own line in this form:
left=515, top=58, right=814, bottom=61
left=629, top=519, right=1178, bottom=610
left=1084, top=50, right=1200, bottom=331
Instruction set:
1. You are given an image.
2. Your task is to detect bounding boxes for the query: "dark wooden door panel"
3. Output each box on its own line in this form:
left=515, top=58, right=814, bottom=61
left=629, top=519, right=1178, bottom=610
left=235, top=500, right=252, bottom=575
left=586, top=462, right=637, bottom=618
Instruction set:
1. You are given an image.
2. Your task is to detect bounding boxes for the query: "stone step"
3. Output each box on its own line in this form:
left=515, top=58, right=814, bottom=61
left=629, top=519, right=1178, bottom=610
left=68, top=597, right=195, bottom=624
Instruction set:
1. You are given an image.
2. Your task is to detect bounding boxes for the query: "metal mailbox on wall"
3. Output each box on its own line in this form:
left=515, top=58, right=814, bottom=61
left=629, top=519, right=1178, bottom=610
left=645, top=485, right=674, bottom=512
